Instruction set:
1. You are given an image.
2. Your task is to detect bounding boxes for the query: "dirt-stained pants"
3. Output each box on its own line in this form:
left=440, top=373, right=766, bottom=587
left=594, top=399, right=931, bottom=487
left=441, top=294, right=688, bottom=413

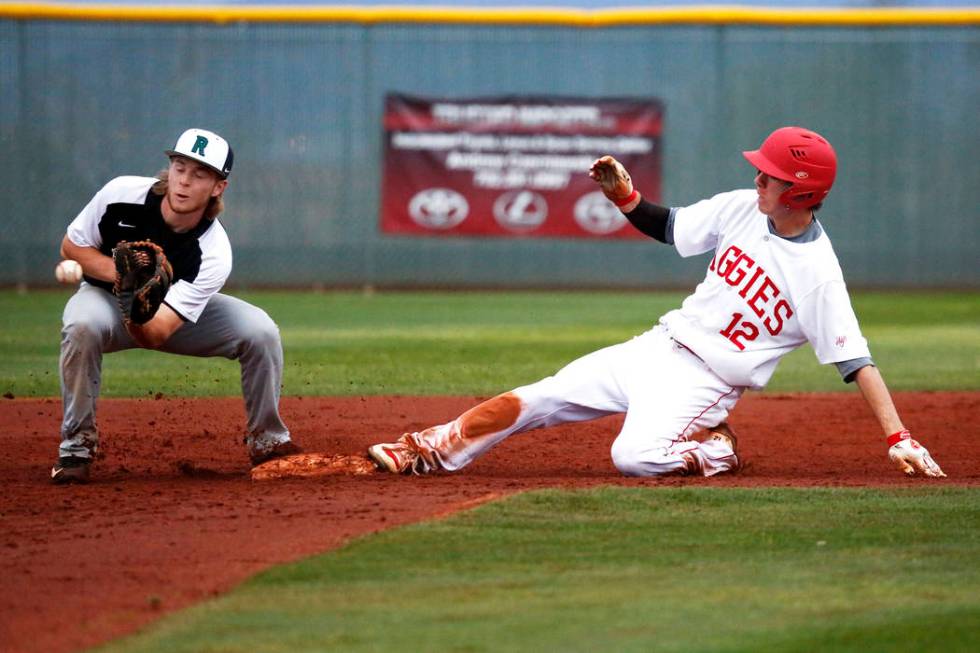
left=405, top=326, right=743, bottom=477
left=58, top=284, right=291, bottom=461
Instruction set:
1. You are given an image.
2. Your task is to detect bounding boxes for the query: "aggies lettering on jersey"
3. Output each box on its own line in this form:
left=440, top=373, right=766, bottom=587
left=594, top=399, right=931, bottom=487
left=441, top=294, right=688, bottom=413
left=66, top=176, right=232, bottom=323
left=709, top=243, right=795, bottom=342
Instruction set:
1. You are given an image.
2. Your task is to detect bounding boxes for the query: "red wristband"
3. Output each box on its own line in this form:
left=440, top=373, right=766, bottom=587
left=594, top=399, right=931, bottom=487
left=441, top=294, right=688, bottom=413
left=613, top=189, right=639, bottom=208
left=887, top=429, right=911, bottom=447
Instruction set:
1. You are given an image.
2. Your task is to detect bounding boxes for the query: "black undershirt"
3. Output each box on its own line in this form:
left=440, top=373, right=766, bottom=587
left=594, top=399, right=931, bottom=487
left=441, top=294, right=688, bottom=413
left=624, top=199, right=671, bottom=243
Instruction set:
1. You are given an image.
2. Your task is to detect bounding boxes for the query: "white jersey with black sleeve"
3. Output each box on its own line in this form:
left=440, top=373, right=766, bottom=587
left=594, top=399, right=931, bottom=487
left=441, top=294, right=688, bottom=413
left=66, top=175, right=232, bottom=323
left=660, top=189, right=871, bottom=389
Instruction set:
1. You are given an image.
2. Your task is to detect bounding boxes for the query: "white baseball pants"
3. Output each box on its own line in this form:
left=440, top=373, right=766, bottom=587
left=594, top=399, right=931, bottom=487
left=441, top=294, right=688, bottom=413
left=409, top=326, right=743, bottom=477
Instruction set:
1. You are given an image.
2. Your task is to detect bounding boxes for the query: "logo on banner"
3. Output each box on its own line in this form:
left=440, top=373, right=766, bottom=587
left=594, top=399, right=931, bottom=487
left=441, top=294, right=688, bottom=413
left=573, top=192, right=629, bottom=235
left=408, top=188, right=469, bottom=230
left=493, top=191, right=548, bottom=232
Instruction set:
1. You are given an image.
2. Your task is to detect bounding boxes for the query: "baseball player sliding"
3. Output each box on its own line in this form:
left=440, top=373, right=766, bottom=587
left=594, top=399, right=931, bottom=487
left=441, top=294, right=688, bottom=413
left=367, top=126, right=945, bottom=479
left=51, top=128, right=300, bottom=483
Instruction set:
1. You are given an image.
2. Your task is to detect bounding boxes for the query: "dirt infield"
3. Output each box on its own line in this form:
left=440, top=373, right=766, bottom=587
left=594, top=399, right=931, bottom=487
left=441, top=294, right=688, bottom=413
left=1, top=392, right=977, bottom=653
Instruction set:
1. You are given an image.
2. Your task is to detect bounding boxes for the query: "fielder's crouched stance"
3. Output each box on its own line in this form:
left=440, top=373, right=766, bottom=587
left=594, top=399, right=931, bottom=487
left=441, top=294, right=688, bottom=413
left=368, top=126, right=945, bottom=480
left=52, top=128, right=300, bottom=484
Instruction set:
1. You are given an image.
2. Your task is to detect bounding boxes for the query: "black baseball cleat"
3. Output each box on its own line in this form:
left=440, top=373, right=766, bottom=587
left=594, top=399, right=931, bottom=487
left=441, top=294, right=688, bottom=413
left=51, top=456, right=92, bottom=484
left=249, top=440, right=302, bottom=467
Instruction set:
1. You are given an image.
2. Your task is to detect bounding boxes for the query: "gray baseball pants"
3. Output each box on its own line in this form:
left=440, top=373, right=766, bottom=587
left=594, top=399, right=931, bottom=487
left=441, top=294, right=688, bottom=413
left=58, top=283, right=291, bottom=461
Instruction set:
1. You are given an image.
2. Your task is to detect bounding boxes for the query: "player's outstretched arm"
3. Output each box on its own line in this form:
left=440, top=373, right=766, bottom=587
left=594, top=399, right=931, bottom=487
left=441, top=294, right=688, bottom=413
left=853, top=365, right=946, bottom=478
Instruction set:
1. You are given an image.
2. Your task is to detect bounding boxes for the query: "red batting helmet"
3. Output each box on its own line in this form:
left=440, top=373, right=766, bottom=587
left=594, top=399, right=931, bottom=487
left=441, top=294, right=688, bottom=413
left=742, top=126, right=837, bottom=209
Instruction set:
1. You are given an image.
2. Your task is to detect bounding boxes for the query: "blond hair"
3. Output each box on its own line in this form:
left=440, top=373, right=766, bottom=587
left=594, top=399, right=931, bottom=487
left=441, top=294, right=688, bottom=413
left=152, top=168, right=225, bottom=220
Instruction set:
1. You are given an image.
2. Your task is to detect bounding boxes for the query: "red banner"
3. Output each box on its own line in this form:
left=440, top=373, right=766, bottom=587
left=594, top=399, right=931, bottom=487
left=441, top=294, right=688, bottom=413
left=380, top=94, right=663, bottom=239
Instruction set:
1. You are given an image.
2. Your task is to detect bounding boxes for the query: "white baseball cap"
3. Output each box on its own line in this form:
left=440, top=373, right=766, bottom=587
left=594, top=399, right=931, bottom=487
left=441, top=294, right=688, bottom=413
left=165, top=128, right=234, bottom=178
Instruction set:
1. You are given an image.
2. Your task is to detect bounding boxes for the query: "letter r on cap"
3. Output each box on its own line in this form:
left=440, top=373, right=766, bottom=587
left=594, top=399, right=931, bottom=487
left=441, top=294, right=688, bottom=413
left=192, top=136, right=208, bottom=156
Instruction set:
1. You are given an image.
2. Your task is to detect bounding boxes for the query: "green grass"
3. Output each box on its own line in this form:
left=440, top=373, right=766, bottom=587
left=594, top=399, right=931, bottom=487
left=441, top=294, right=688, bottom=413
left=96, top=487, right=980, bottom=653
left=1, top=289, right=977, bottom=396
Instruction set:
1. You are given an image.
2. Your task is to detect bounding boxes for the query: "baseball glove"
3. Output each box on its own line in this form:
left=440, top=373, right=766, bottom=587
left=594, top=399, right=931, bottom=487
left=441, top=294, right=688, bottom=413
left=113, top=240, right=173, bottom=325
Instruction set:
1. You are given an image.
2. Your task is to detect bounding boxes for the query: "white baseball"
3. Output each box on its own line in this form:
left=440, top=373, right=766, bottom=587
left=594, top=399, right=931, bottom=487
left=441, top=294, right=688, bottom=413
left=55, top=259, right=83, bottom=284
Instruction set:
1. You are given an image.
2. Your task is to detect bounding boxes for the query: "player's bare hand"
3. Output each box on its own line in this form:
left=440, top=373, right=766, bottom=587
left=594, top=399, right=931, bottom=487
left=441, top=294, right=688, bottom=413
left=589, top=156, right=635, bottom=204
left=887, top=431, right=946, bottom=478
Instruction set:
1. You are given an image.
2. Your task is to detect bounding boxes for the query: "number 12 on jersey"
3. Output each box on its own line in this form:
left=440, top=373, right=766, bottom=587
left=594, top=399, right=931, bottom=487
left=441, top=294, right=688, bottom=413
left=720, top=312, right=759, bottom=350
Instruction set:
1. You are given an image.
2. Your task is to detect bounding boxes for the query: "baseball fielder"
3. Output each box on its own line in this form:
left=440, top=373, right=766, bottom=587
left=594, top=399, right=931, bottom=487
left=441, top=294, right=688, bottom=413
left=367, top=126, right=945, bottom=479
left=51, top=128, right=300, bottom=483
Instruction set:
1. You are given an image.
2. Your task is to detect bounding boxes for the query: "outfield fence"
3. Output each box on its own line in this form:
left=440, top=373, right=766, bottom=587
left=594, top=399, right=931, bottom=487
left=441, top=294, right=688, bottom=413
left=1, top=5, right=977, bottom=288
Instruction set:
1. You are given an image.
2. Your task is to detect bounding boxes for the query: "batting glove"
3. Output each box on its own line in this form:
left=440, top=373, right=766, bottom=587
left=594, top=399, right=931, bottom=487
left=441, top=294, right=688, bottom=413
left=887, top=429, right=946, bottom=478
left=589, top=156, right=638, bottom=208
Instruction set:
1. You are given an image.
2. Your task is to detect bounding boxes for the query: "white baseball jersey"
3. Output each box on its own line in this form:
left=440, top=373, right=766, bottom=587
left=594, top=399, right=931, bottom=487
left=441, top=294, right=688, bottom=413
left=383, top=188, right=872, bottom=479
left=660, top=189, right=870, bottom=389
left=67, top=176, right=232, bottom=323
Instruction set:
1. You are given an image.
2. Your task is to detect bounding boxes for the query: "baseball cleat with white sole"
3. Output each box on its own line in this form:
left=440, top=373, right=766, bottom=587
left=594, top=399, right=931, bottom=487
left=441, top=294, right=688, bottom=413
left=368, top=434, right=431, bottom=474
left=704, top=422, right=740, bottom=471
left=368, top=442, right=415, bottom=474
